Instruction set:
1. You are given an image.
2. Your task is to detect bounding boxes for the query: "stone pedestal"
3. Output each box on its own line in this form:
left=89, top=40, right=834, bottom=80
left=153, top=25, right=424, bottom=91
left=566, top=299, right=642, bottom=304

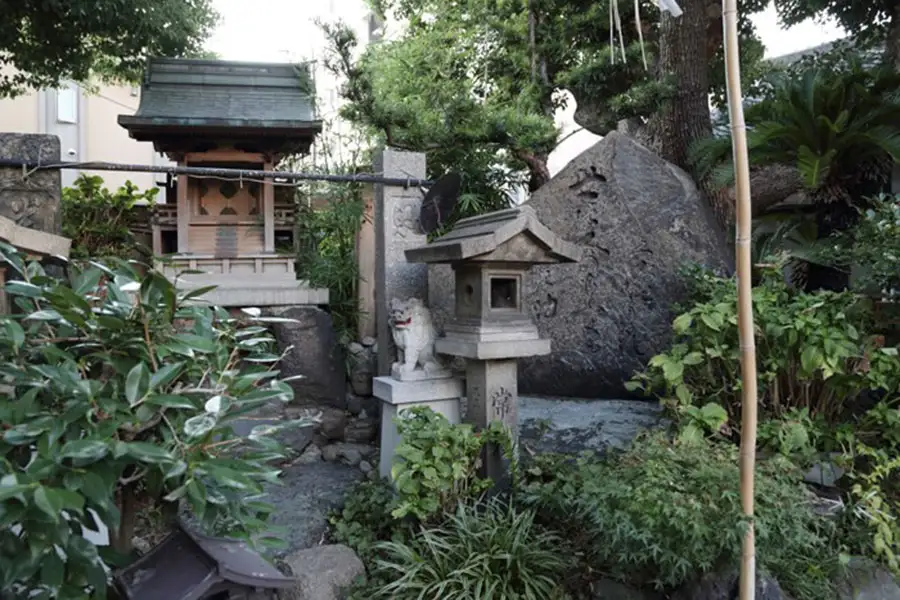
left=374, top=375, right=464, bottom=479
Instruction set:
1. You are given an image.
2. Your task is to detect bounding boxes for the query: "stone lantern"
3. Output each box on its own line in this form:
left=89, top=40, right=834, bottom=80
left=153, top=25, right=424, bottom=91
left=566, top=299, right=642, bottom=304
left=405, top=206, right=581, bottom=479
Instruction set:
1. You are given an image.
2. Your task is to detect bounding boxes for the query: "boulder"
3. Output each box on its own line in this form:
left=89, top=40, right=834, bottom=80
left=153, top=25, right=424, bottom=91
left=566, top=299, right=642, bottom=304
left=266, top=306, right=347, bottom=408
left=670, top=570, right=788, bottom=600
left=281, top=544, right=365, bottom=600
left=431, top=132, right=731, bottom=398
left=838, top=558, right=900, bottom=600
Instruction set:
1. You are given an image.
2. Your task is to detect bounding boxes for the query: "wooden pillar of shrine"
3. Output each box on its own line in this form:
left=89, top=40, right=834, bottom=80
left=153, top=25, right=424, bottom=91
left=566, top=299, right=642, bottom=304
left=263, top=160, right=275, bottom=253
left=176, top=159, right=190, bottom=254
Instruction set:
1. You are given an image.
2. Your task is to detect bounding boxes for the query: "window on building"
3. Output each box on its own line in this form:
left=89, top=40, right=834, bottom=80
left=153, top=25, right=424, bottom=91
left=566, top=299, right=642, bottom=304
left=56, top=85, right=78, bottom=124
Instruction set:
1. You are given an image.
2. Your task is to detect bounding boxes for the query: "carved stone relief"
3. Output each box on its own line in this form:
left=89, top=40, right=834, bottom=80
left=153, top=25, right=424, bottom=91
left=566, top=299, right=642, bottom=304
left=392, top=200, right=420, bottom=239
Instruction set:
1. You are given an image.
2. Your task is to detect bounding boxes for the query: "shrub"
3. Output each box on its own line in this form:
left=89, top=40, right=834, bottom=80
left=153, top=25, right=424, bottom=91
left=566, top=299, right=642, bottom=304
left=521, top=433, right=839, bottom=598
left=0, top=246, right=317, bottom=599
left=390, top=407, right=514, bottom=522
left=828, top=194, right=900, bottom=302
left=328, top=479, right=407, bottom=561
left=367, top=499, right=569, bottom=600
left=628, top=266, right=900, bottom=435
left=61, top=174, right=156, bottom=259
left=294, top=180, right=365, bottom=349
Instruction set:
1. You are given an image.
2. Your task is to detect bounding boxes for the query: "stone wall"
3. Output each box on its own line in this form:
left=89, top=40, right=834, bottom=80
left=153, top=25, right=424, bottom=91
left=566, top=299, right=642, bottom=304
left=0, top=134, right=62, bottom=235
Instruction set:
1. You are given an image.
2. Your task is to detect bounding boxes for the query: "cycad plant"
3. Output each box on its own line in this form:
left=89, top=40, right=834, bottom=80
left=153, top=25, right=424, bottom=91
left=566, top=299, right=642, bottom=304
left=691, top=62, right=900, bottom=288
left=692, top=63, right=900, bottom=204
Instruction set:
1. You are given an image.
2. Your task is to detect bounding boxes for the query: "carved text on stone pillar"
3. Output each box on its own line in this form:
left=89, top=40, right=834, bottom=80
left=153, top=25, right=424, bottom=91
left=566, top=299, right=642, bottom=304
left=490, top=387, right=513, bottom=421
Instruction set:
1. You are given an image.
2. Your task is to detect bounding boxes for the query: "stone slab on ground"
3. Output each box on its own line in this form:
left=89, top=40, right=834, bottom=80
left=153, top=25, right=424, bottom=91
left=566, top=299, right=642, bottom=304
left=518, top=396, right=666, bottom=455
left=265, top=461, right=364, bottom=557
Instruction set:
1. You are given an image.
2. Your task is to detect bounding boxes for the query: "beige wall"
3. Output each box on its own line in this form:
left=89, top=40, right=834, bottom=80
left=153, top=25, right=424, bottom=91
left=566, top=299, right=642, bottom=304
left=0, top=89, right=40, bottom=134
left=82, top=86, right=157, bottom=191
left=0, top=78, right=161, bottom=194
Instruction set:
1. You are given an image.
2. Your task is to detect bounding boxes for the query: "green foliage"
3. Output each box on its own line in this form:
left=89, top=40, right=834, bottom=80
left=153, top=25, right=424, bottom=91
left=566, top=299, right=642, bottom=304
left=521, top=433, right=839, bottom=598
left=628, top=267, right=900, bottom=431
left=828, top=194, right=900, bottom=301
left=368, top=498, right=569, bottom=600
left=62, top=174, right=157, bottom=260
left=328, top=479, right=407, bottom=561
left=843, top=439, right=900, bottom=572
left=390, top=407, right=504, bottom=522
left=294, top=185, right=366, bottom=346
left=0, top=245, right=318, bottom=598
left=323, top=14, right=556, bottom=215
left=691, top=62, right=900, bottom=203
left=0, top=0, right=218, bottom=97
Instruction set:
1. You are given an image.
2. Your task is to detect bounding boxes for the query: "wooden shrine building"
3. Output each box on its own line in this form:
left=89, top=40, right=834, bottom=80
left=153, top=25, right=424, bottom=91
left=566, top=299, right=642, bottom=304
left=119, top=57, right=328, bottom=306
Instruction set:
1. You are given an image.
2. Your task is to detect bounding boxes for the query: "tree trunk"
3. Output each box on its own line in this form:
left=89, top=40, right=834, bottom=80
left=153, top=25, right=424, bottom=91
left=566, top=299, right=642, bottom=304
left=645, top=0, right=732, bottom=224
left=646, top=0, right=714, bottom=170
left=884, top=2, right=900, bottom=70
left=112, top=483, right=137, bottom=556
left=517, top=149, right=551, bottom=191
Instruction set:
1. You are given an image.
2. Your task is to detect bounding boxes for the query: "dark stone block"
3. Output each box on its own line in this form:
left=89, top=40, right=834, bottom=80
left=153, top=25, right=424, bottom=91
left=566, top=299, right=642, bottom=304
left=265, top=306, right=347, bottom=409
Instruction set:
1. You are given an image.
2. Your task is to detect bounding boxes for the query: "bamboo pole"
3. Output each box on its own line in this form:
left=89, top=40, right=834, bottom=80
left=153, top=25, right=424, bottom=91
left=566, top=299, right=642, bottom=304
left=721, top=0, right=759, bottom=599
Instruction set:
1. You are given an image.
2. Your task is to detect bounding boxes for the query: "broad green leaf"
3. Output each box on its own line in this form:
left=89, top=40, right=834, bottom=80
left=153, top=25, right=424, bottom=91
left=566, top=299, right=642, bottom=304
left=25, top=310, right=62, bottom=322
left=3, top=320, right=25, bottom=349
left=5, top=281, right=43, bottom=298
left=145, top=394, right=196, bottom=410
left=125, top=442, right=174, bottom=464
left=60, top=440, right=109, bottom=463
left=174, top=333, right=216, bottom=354
left=125, top=363, right=151, bottom=406
left=800, top=346, right=822, bottom=373
left=40, top=551, right=65, bottom=589
left=184, top=414, right=217, bottom=439
left=682, top=352, right=704, bottom=366
left=150, top=362, right=185, bottom=389
left=662, top=360, right=684, bottom=382
left=672, top=313, right=693, bottom=334
left=33, top=487, right=64, bottom=521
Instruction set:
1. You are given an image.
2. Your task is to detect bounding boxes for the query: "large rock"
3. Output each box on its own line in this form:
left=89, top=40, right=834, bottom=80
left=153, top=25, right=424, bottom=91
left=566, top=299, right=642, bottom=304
left=267, top=306, right=347, bottom=408
left=281, top=544, right=365, bottom=600
left=431, top=132, right=731, bottom=398
left=671, top=570, right=788, bottom=600
left=838, top=558, right=900, bottom=600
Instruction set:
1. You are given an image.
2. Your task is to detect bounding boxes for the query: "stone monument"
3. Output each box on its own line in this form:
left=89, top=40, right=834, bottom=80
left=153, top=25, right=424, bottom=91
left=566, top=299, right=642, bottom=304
left=405, top=206, right=581, bottom=480
left=374, top=297, right=464, bottom=479
left=374, top=149, right=429, bottom=376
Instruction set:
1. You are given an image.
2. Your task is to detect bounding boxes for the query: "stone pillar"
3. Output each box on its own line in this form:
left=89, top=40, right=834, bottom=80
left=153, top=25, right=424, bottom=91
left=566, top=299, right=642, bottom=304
left=465, top=359, right=518, bottom=483
left=374, top=149, right=427, bottom=376
left=0, top=134, right=62, bottom=235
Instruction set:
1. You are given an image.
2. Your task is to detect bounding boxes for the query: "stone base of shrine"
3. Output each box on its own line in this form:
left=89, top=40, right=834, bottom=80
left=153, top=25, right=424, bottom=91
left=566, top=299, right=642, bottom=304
left=157, top=254, right=329, bottom=307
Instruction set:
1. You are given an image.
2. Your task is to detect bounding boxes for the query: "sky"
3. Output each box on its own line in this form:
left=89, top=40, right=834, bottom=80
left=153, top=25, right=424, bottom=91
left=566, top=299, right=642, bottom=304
left=207, top=0, right=845, bottom=63
left=206, top=0, right=847, bottom=176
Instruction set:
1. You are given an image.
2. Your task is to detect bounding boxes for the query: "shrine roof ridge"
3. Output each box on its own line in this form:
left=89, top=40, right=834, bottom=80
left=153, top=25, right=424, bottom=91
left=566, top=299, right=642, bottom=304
left=405, top=204, right=582, bottom=264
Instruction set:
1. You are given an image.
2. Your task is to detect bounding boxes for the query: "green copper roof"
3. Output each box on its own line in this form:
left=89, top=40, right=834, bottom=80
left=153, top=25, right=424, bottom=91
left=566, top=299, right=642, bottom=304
left=118, top=57, right=321, bottom=152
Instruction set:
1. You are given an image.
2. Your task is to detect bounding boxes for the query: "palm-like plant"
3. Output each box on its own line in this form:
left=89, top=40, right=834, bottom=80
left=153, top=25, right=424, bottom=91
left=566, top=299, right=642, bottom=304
left=692, top=63, right=900, bottom=205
